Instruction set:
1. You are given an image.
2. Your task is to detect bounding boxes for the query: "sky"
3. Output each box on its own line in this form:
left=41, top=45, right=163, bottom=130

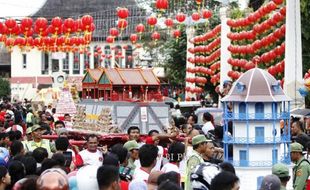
left=0, top=0, right=46, bottom=18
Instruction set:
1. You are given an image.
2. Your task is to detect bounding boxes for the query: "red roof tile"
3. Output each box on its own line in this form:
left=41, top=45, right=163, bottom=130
left=118, top=69, right=146, bottom=85
left=105, top=69, right=124, bottom=85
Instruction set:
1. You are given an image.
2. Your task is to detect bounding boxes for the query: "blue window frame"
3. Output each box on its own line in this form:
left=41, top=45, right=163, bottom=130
left=272, top=149, right=278, bottom=164
left=255, top=127, right=265, bottom=143
left=239, top=102, right=246, bottom=119
left=272, top=102, right=278, bottom=118
left=257, top=176, right=264, bottom=190
left=239, top=150, right=248, bottom=166
left=255, top=102, right=264, bottom=119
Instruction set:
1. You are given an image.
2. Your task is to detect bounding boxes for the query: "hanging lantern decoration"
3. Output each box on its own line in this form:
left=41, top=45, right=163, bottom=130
left=176, top=13, right=186, bottom=23
left=164, top=18, right=174, bottom=28
left=201, top=9, right=212, bottom=19
left=191, top=12, right=201, bottom=22
left=20, top=17, right=33, bottom=36
left=63, top=18, right=75, bottom=35
left=135, top=23, right=145, bottom=34
left=117, top=7, right=129, bottom=19
left=156, top=0, right=168, bottom=12
left=117, top=19, right=128, bottom=31
left=151, top=31, right=160, bottom=44
left=109, top=28, right=119, bottom=37
left=50, top=17, right=62, bottom=37
left=5, top=18, right=17, bottom=36
left=130, top=34, right=138, bottom=44
left=81, top=15, right=94, bottom=34
left=106, top=35, right=114, bottom=43
left=147, top=16, right=157, bottom=28
left=172, top=30, right=181, bottom=41
left=34, top=17, right=48, bottom=36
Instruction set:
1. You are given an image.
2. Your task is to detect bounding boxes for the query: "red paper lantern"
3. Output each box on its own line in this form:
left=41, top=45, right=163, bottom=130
left=117, top=20, right=128, bottom=30
left=106, top=36, right=114, bottom=43
left=273, top=0, right=283, bottom=5
left=135, top=23, right=145, bottom=33
left=196, top=0, right=203, bottom=4
left=81, top=15, right=93, bottom=29
left=109, top=28, right=119, bottom=37
left=172, top=30, right=181, bottom=38
left=156, top=0, right=168, bottom=11
left=147, top=16, right=157, bottom=26
left=117, top=8, right=129, bottom=19
left=130, top=34, right=138, bottom=44
left=5, top=18, right=16, bottom=30
left=176, top=13, right=186, bottom=23
left=192, top=12, right=201, bottom=22
left=63, top=18, right=75, bottom=33
left=35, top=17, right=48, bottom=33
left=20, top=17, right=33, bottom=32
left=51, top=17, right=62, bottom=28
left=201, top=9, right=212, bottom=19
left=164, top=18, right=174, bottom=28
left=151, top=31, right=160, bottom=41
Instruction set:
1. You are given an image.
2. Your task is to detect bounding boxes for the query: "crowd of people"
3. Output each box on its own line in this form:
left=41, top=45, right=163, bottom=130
left=0, top=95, right=310, bottom=190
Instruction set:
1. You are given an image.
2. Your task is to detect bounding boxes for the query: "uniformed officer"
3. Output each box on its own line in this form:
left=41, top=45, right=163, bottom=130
left=291, top=142, right=310, bottom=190
left=185, top=134, right=211, bottom=190
left=272, top=163, right=290, bottom=190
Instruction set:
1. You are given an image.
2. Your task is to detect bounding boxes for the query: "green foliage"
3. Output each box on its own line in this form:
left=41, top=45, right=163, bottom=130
left=0, top=78, right=10, bottom=98
left=160, top=26, right=187, bottom=85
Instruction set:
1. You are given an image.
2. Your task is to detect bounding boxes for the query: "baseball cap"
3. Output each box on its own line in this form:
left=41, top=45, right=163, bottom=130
left=259, top=174, right=281, bottom=190
left=272, top=163, right=290, bottom=178
left=192, top=135, right=211, bottom=146
left=291, top=142, right=303, bottom=152
left=123, top=140, right=139, bottom=151
left=26, top=127, right=32, bottom=135
left=31, top=124, right=43, bottom=132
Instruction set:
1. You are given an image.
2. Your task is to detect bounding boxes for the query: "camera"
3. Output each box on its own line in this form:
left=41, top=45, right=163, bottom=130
left=119, top=167, right=132, bottom=181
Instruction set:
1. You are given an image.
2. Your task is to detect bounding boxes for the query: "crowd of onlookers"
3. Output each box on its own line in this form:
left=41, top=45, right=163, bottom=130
left=1, top=95, right=310, bottom=190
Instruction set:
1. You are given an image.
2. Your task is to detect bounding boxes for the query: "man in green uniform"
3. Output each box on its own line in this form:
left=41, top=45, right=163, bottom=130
left=291, top=142, right=310, bottom=190
left=123, top=140, right=139, bottom=172
left=185, top=134, right=211, bottom=190
left=272, top=163, right=290, bottom=190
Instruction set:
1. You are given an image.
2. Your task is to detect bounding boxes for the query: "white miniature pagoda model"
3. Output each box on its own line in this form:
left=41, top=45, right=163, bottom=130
left=221, top=68, right=291, bottom=189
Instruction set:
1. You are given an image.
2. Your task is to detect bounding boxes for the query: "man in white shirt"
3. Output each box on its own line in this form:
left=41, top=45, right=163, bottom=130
left=78, top=134, right=103, bottom=166
left=202, top=112, right=215, bottom=135
left=133, top=144, right=158, bottom=182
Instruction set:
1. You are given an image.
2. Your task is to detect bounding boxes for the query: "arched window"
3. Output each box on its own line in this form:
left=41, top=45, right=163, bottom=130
left=104, top=46, right=111, bottom=68
left=239, top=102, right=246, bottom=119
left=255, top=102, right=264, bottom=119
left=125, top=45, right=133, bottom=68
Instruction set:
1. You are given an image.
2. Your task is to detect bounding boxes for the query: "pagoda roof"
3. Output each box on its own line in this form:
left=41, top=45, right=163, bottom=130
left=84, top=68, right=160, bottom=86
left=222, top=68, right=291, bottom=102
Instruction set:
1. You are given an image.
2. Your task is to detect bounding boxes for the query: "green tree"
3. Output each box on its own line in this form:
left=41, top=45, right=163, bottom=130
left=0, top=78, right=10, bottom=98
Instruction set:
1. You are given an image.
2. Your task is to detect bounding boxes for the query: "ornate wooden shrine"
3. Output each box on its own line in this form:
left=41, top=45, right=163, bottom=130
left=82, top=68, right=162, bottom=101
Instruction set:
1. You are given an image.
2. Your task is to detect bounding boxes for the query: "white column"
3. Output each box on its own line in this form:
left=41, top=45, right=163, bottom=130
left=111, top=48, right=115, bottom=68
left=69, top=52, right=73, bottom=75
left=90, top=45, right=95, bottom=69
left=80, top=53, right=84, bottom=75
left=219, top=7, right=231, bottom=99
left=185, top=27, right=196, bottom=100
left=59, top=57, right=63, bottom=73
left=284, top=0, right=304, bottom=109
